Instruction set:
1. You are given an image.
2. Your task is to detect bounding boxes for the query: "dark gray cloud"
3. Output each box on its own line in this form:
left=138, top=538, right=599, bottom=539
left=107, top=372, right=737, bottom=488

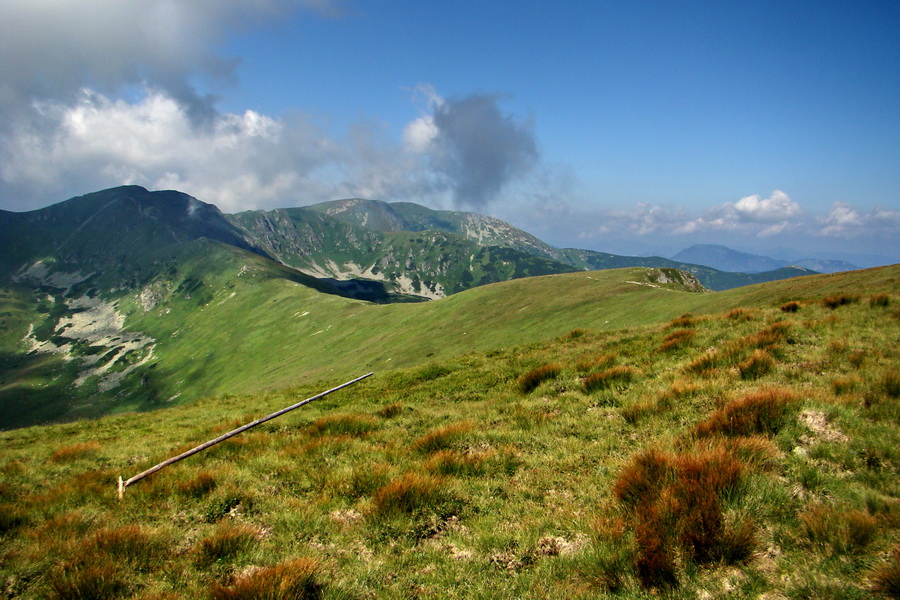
left=429, top=94, right=538, bottom=207
left=0, top=0, right=348, bottom=125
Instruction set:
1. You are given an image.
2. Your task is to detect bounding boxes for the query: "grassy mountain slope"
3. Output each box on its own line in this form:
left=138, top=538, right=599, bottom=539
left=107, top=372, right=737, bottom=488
left=0, top=266, right=896, bottom=599
left=303, top=197, right=821, bottom=291
left=229, top=204, right=578, bottom=299
left=0, top=186, right=259, bottom=286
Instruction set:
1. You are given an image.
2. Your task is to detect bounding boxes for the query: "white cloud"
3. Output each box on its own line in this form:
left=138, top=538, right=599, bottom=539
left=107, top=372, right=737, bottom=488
left=818, top=201, right=900, bottom=238
left=733, top=190, right=801, bottom=222
left=0, top=89, right=340, bottom=212
left=0, top=0, right=349, bottom=120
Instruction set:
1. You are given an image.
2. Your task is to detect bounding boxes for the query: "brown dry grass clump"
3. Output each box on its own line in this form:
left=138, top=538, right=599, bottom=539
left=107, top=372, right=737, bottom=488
left=411, top=421, right=473, bottom=454
left=738, top=349, right=775, bottom=379
left=727, top=307, right=758, bottom=320
left=869, top=293, right=891, bottom=308
left=371, top=472, right=448, bottom=516
left=780, top=301, right=801, bottom=313
left=376, top=402, right=403, bottom=419
left=660, top=329, right=695, bottom=352
left=50, top=441, right=101, bottom=463
left=870, top=544, right=900, bottom=598
left=194, top=523, right=260, bottom=568
left=667, top=314, right=695, bottom=329
left=823, top=294, right=859, bottom=309
left=611, top=445, right=751, bottom=588
left=517, top=363, right=562, bottom=393
left=575, top=353, right=616, bottom=373
left=209, top=558, right=324, bottom=600
left=584, top=366, right=638, bottom=393
left=307, top=413, right=379, bottom=437
left=695, top=387, right=798, bottom=438
left=800, top=504, right=878, bottom=554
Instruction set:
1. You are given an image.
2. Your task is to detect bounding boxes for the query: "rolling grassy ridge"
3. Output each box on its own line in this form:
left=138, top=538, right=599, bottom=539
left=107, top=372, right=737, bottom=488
left=0, top=266, right=897, bottom=598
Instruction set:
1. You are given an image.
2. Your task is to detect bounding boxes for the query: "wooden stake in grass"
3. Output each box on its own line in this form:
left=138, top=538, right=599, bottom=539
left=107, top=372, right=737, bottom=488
left=118, top=373, right=374, bottom=498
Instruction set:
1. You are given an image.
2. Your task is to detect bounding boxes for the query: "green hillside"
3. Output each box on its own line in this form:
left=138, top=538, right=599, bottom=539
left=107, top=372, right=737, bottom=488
left=301, top=197, right=820, bottom=291
left=0, top=265, right=896, bottom=599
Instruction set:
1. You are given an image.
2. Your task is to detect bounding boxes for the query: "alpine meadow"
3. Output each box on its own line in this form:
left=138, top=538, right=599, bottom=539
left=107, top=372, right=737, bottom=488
left=0, top=186, right=898, bottom=599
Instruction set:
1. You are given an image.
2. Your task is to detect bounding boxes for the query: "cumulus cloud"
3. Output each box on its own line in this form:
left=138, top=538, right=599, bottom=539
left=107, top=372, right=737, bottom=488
left=0, top=0, right=348, bottom=122
left=0, top=89, right=342, bottom=212
left=404, top=86, right=538, bottom=207
left=666, top=190, right=803, bottom=237
left=733, top=190, right=801, bottom=222
left=818, top=201, right=900, bottom=238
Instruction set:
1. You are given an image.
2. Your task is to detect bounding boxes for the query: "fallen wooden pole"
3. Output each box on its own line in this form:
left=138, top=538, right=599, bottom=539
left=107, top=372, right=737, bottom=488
left=118, top=372, right=374, bottom=498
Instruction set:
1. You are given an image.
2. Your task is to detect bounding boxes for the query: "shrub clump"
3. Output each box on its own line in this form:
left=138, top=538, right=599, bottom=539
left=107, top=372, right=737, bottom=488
left=695, top=387, right=798, bottom=438
left=517, top=363, right=562, bottom=393
left=209, top=557, right=324, bottom=600
left=584, top=366, right=637, bottom=393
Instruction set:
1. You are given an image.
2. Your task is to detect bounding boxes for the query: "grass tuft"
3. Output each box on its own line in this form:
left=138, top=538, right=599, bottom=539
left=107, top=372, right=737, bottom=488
left=370, top=472, right=451, bottom=517
left=209, top=558, right=324, bottom=600
left=800, top=504, right=878, bottom=554
left=611, top=445, right=748, bottom=588
left=575, top=353, right=616, bottom=372
left=376, top=402, right=403, bottom=419
left=425, top=449, right=490, bottom=477
left=47, top=562, right=126, bottom=600
left=307, top=413, right=379, bottom=437
left=517, top=362, right=563, bottom=393
left=780, top=301, right=801, bottom=313
left=695, top=387, right=798, bottom=438
left=667, top=314, right=695, bottom=328
left=870, top=544, right=900, bottom=598
left=727, top=307, right=758, bottom=320
left=869, top=293, right=891, bottom=308
left=50, top=441, right=101, bottom=463
left=410, top=421, right=473, bottom=454
left=660, top=328, right=695, bottom=352
left=583, top=365, right=637, bottom=393
left=823, top=293, right=859, bottom=309
left=738, top=349, right=775, bottom=379
left=195, top=523, right=259, bottom=568
left=86, top=524, right=166, bottom=571
left=177, top=470, right=218, bottom=498
left=882, top=368, right=900, bottom=398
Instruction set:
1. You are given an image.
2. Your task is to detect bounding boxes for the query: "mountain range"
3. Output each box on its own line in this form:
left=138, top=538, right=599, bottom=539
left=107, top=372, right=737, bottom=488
left=671, top=244, right=859, bottom=274
left=0, top=185, right=828, bottom=427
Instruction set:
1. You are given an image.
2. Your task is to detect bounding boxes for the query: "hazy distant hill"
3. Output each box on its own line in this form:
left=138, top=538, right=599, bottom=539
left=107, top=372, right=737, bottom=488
left=672, top=244, right=858, bottom=274
left=298, top=198, right=818, bottom=292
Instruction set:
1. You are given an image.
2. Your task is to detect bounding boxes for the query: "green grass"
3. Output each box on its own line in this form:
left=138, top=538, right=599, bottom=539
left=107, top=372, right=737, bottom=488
left=0, top=265, right=897, bottom=598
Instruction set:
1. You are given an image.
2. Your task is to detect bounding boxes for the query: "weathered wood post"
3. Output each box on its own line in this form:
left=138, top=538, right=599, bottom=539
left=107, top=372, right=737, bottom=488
left=118, top=372, right=373, bottom=498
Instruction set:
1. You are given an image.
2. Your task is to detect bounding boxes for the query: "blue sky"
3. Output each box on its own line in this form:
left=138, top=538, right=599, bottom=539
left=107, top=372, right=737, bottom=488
left=1, top=0, right=898, bottom=264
